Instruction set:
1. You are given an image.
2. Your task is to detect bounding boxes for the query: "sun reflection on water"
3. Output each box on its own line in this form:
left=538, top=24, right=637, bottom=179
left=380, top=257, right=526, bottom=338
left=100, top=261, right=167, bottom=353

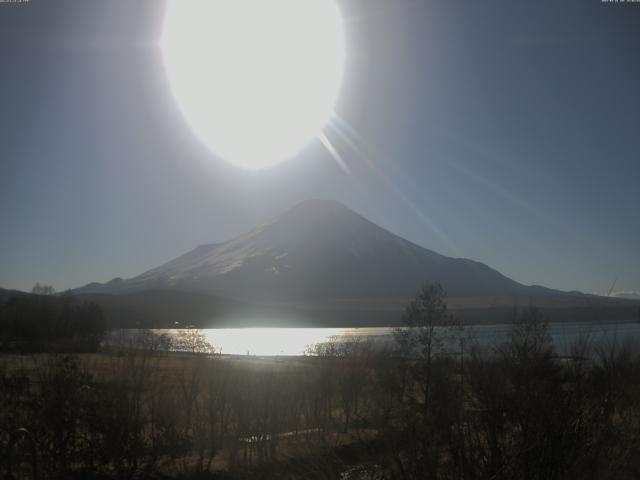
left=203, top=328, right=363, bottom=356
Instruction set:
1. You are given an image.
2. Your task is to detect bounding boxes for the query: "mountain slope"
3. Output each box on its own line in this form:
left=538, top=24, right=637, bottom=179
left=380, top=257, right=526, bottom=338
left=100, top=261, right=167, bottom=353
left=0, top=287, right=28, bottom=302
left=74, top=199, right=563, bottom=303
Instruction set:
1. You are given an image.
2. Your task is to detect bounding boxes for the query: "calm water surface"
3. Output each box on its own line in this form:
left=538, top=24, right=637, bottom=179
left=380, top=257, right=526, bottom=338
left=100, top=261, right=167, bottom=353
left=112, top=320, right=640, bottom=356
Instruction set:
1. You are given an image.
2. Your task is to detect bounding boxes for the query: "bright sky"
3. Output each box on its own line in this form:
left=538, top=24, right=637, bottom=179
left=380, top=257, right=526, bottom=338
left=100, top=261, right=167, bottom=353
left=0, top=0, right=638, bottom=295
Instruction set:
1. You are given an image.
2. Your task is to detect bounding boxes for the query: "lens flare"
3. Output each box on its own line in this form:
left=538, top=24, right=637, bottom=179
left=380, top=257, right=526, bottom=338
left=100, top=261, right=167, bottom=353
left=161, top=0, right=345, bottom=169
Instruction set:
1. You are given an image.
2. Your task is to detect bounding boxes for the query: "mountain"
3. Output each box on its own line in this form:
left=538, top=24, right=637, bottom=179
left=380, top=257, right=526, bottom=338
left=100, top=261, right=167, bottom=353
left=76, top=200, right=576, bottom=302
left=0, top=287, right=27, bottom=302
left=70, top=200, right=640, bottom=326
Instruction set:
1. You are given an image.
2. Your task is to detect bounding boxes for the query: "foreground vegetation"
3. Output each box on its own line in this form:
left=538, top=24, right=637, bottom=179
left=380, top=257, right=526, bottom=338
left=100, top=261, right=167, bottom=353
left=2, top=284, right=640, bottom=479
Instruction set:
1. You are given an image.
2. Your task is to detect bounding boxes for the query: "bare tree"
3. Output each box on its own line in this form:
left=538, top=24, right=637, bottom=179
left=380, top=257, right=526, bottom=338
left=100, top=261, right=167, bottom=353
left=394, top=282, right=454, bottom=410
left=31, top=283, right=56, bottom=295
left=176, top=326, right=215, bottom=354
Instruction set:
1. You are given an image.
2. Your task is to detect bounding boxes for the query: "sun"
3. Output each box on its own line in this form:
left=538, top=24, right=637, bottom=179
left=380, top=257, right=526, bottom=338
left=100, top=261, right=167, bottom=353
left=161, top=0, right=345, bottom=170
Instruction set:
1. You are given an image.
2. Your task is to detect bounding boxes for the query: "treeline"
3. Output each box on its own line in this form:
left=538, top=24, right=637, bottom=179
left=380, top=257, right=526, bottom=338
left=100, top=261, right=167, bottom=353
left=369, top=284, right=640, bottom=479
left=1, top=284, right=640, bottom=479
left=0, top=292, right=106, bottom=352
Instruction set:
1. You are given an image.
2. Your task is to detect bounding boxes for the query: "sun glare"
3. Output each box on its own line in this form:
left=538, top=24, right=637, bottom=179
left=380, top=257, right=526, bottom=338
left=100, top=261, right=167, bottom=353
left=161, top=0, right=345, bottom=170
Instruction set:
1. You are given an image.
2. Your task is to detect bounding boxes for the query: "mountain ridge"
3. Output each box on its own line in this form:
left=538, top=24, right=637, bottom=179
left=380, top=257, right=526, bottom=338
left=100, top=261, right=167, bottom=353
left=73, top=199, right=568, bottom=303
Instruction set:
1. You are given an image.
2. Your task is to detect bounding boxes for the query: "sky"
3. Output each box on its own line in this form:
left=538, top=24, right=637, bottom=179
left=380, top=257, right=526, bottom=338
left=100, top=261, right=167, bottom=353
left=0, top=0, right=639, bottom=295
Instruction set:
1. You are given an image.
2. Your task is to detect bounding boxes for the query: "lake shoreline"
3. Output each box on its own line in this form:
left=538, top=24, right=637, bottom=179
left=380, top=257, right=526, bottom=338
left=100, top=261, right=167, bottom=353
left=103, top=318, right=640, bottom=357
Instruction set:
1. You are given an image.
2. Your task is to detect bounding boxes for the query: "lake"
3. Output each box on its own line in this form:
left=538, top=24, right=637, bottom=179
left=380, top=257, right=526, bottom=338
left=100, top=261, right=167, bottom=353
left=109, top=320, right=640, bottom=356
